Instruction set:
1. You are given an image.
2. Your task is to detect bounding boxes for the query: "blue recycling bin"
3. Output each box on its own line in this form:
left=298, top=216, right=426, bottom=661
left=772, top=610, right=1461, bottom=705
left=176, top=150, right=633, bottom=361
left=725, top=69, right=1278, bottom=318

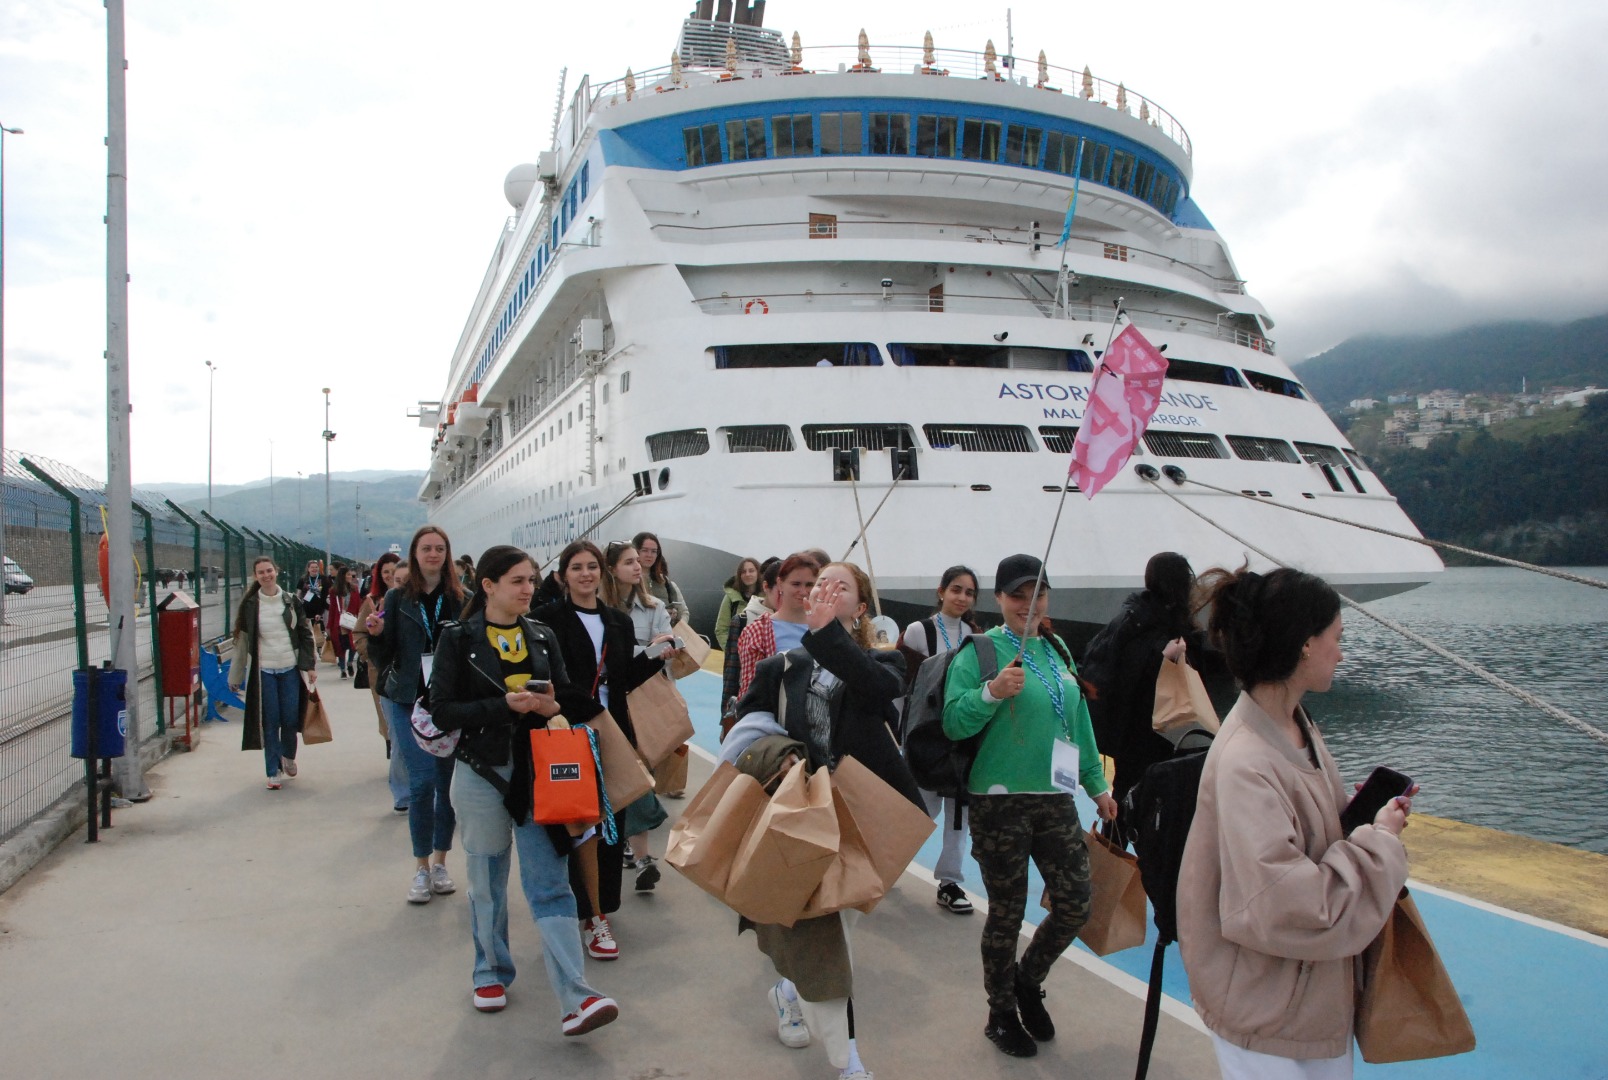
left=72, top=668, right=128, bottom=759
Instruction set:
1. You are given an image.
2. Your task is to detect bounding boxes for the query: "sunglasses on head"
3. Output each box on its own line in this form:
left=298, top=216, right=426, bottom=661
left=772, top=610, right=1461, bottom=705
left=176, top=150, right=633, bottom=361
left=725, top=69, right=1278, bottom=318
left=605, top=540, right=631, bottom=555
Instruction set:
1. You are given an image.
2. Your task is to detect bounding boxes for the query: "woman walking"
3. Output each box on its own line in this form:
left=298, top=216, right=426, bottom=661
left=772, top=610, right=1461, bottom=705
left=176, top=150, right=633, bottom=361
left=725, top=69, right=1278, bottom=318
left=898, top=564, right=980, bottom=915
left=942, top=554, right=1116, bottom=1058
left=1178, top=566, right=1412, bottom=1079
left=353, top=552, right=408, bottom=813
left=631, top=531, right=689, bottom=625
left=327, top=565, right=363, bottom=679
left=532, top=540, right=666, bottom=960
left=726, top=561, right=922, bottom=1080
left=714, top=556, right=761, bottom=652
left=428, top=544, right=618, bottom=1033
left=228, top=556, right=317, bottom=790
left=367, top=526, right=463, bottom=904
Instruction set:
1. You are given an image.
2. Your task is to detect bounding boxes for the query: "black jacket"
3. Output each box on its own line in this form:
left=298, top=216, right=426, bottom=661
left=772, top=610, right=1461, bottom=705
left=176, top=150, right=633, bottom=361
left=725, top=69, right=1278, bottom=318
left=1100, top=590, right=1206, bottom=800
left=369, top=584, right=459, bottom=705
left=736, top=619, right=923, bottom=811
left=530, top=598, right=664, bottom=744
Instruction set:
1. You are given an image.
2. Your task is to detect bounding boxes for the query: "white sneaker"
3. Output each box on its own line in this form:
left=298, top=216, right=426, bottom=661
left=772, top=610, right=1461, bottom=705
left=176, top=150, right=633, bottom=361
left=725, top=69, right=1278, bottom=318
left=769, top=981, right=810, bottom=1048
left=281, top=756, right=297, bottom=778
left=407, top=866, right=432, bottom=904
left=430, top=864, right=456, bottom=894
left=585, top=915, right=619, bottom=960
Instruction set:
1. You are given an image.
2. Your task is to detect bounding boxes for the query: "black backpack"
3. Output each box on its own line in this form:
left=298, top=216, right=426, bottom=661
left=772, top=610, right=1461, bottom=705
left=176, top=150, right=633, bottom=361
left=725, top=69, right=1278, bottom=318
left=1078, top=611, right=1135, bottom=754
left=900, top=635, right=998, bottom=800
left=1123, top=725, right=1215, bottom=1080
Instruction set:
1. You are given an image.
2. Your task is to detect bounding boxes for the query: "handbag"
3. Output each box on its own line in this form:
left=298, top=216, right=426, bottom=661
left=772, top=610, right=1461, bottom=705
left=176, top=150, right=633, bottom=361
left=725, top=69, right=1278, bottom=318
left=352, top=657, right=370, bottom=690
left=1356, top=887, right=1476, bottom=1063
left=1151, top=655, right=1220, bottom=735
left=625, top=674, right=695, bottom=768
left=528, top=726, right=603, bottom=826
left=301, top=687, right=333, bottom=744
left=666, top=618, right=711, bottom=679
left=410, top=700, right=458, bottom=757
left=1074, top=823, right=1149, bottom=955
left=723, top=759, right=840, bottom=926
left=338, top=611, right=359, bottom=631
left=799, top=754, right=935, bottom=919
left=587, top=709, right=654, bottom=809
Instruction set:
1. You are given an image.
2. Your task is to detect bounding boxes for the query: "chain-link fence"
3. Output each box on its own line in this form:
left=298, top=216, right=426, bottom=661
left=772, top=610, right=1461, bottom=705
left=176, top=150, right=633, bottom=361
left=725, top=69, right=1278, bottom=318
left=1, top=449, right=359, bottom=844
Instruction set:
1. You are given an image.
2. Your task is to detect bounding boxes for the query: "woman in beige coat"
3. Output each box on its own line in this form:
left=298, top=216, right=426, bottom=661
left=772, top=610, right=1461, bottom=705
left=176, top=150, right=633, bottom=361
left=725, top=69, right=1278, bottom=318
left=1178, top=566, right=1415, bottom=1080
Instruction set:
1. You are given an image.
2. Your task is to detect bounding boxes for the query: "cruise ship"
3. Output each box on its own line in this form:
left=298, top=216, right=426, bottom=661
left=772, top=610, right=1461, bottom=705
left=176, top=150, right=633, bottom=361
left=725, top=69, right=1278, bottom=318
left=419, top=2, right=1443, bottom=633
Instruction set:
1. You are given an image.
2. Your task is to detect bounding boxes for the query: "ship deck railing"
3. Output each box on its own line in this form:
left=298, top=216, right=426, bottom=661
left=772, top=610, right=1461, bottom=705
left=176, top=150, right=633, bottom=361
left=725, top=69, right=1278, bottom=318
left=654, top=217, right=1246, bottom=295
left=588, top=44, right=1191, bottom=158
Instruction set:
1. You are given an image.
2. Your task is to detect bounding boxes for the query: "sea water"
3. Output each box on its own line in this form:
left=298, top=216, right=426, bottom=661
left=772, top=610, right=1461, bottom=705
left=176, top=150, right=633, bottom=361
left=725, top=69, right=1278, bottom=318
left=1318, top=565, right=1608, bottom=853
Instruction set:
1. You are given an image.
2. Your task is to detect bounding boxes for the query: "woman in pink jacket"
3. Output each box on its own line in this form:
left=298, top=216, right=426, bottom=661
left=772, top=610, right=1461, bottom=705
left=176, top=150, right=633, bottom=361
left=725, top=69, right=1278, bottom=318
left=1178, top=566, right=1414, bottom=1080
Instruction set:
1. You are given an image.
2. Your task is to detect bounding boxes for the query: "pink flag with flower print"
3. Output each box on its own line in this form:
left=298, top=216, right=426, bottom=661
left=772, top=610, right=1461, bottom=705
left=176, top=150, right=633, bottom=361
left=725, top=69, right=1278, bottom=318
left=1068, top=324, right=1169, bottom=498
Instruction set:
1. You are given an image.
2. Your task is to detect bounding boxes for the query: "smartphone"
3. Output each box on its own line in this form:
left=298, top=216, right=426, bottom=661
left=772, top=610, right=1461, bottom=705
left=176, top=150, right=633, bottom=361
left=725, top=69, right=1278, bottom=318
left=648, top=639, right=675, bottom=659
left=527, top=679, right=552, bottom=695
left=1340, top=766, right=1414, bottom=835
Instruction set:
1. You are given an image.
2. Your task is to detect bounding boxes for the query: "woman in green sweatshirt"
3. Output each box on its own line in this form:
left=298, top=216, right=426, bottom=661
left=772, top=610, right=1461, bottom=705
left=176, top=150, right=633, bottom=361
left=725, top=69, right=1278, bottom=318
left=942, top=553, right=1117, bottom=1059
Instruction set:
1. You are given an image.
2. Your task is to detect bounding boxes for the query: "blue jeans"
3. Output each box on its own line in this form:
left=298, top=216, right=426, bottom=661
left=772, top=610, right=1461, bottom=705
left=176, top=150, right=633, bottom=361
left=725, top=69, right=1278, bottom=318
left=382, top=697, right=456, bottom=858
left=451, top=763, right=603, bottom=1015
left=258, top=668, right=302, bottom=778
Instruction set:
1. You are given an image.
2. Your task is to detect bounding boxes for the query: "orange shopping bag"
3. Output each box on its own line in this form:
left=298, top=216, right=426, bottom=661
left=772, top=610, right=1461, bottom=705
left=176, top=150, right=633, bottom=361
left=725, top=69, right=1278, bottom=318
left=529, top=726, right=602, bottom=827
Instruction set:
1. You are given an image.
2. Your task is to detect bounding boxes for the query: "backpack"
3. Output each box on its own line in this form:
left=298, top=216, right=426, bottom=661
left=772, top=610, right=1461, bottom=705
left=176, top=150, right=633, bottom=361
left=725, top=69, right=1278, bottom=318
left=900, top=635, right=999, bottom=800
left=1123, top=725, right=1215, bottom=1080
left=1077, top=611, right=1132, bottom=754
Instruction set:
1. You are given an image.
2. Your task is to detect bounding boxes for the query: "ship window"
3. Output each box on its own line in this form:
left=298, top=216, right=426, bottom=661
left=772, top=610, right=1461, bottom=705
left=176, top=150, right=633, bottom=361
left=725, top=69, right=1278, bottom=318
left=1004, top=124, right=1042, bottom=167
left=721, top=425, right=795, bottom=453
left=1227, top=435, right=1301, bottom=464
left=959, top=118, right=1002, bottom=162
left=1038, top=425, right=1080, bottom=453
left=1044, top=132, right=1077, bottom=175
left=924, top=423, right=1037, bottom=452
left=886, top=343, right=1092, bottom=371
left=1243, top=369, right=1308, bottom=399
left=916, top=115, right=957, bottom=157
left=1133, top=160, right=1156, bottom=202
left=1079, top=142, right=1109, bottom=182
left=1149, top=175, right=1174, bottom=213
left=580, top=162, right=589, bottom=199
left=1166, top=358, right=1245, bottom=388
left=1293, top=441, right=1348, bottom=468
left=869, top=113, right=909, bottom=154
left=820, top=112, right=862, bottom=154
left=683, top=123, right=721, bottom=166
left=772, top=113, right=813, bottom=157
left=646, top=428, right=710, bottom=462
left=1143, top=431, right=1229, bottom=459
left=802, top=423, right=917, bottom=451
left=1109, top=149, right=1136, bottom=193
left=712, top=342, right=882, bottom=368
left=1344, top=448, right=1371, bottom=472
left=620, top=372, right=630, bottom=392
left=726, top=117, right=767, bottom=161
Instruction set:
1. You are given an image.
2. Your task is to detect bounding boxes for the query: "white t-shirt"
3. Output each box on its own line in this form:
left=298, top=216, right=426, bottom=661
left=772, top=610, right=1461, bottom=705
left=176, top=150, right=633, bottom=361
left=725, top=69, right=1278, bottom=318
left=575, top=607, right=607, bottom=708
left=900, top=612, right=973, bottom=658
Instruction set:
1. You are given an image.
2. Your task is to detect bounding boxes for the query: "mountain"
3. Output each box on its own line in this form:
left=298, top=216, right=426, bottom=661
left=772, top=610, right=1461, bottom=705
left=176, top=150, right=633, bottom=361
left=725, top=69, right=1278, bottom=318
left=1294, top=315, right=1608, bottom=406
left=172, top=473, right=429, bottom=562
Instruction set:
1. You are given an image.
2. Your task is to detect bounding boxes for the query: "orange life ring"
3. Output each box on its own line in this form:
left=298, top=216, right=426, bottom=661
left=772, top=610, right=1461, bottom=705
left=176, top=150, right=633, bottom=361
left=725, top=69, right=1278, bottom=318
left=744, top=298, right=769, bottom=315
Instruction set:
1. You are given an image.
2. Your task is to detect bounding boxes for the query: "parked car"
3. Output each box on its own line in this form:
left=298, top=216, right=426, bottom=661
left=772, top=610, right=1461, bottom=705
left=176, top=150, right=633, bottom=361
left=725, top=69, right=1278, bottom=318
left=4, top=556, right=34, bottom=595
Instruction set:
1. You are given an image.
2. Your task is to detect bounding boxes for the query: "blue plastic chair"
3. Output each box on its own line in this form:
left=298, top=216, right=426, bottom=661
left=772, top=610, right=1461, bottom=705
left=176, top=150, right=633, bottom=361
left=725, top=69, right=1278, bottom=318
left=200, top=636, right=244, bottom=722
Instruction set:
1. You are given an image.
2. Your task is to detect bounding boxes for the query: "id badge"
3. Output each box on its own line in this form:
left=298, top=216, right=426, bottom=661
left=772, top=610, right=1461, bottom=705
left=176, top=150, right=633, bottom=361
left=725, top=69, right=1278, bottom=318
left=420, top=652, right=435, bottom=684
left=1051, top=739, right=1080, bottom=796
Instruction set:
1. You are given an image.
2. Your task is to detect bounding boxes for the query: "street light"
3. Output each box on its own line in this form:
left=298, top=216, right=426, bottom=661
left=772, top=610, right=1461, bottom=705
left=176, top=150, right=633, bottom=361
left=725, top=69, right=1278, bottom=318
left=204, top=359, right=216, bottom=516
left=0, top=123, right=22, bottom=625
left=354, top=481, right=361, bottom=561
left=321, top=387, right=333, bottom=574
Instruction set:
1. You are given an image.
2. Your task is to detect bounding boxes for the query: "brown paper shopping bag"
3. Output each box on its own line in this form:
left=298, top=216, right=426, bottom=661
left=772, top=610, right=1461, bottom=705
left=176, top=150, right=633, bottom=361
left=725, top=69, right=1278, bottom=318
left=586, top=709, right=654, bottom=811
left=801, top=755, right=936, bottom=919
left=666, top=761, right=769, bottom=898
left=667, top=619, right=711, bottom=680
left=1151, top=655, right=1220, bottom=735
left=1075, top=827, right=1148, bottom=955
left=1356, top=888, right=1476, bottom=1063
left=724, top=760, right=839, bottom=926
left=626, top=674, right=696, bottom=768
left=300, top=688, right=333, bottom=744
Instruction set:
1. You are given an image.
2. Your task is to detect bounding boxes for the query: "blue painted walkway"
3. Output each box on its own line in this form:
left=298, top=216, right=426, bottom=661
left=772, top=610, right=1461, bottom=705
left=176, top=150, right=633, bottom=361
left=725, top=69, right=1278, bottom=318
left=681, top=669, right=1608, bottom=1079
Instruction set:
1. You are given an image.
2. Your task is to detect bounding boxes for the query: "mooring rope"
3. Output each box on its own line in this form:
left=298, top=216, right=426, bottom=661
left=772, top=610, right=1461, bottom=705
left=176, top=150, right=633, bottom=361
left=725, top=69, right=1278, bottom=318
left=1145, top=477, right=1608, bottom=749
left=1170, top=473, right=1608, bottom=591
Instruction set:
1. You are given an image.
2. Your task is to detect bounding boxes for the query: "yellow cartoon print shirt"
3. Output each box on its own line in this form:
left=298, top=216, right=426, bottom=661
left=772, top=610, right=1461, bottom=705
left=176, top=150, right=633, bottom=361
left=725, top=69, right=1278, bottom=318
left=486, top=621, right=535, bottom=692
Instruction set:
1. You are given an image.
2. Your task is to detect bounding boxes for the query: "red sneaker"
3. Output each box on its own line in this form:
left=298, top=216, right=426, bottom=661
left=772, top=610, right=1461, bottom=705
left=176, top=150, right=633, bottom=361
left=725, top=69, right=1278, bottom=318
left=473, top=984, right=506, bottom=1012
left=585, top=915, right=619, bottom=960
left=562, top=995, right=618, bottom=1036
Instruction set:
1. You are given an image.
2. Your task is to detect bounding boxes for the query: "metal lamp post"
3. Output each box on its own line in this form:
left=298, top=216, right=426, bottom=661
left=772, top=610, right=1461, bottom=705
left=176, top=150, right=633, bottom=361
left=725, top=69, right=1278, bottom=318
left=0, top=123, right=22, bottom=625
left=204, top=359, right=216, bottom=516
left=321, top=387, right=333, bottom=574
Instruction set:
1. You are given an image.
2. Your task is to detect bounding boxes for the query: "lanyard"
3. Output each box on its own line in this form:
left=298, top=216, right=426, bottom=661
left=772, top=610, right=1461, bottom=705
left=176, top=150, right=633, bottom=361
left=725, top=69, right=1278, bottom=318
left=418, top=593, right=444, bottom=650
left=591, top=641, right=608, bottom=700
left=1000, top=627, right=1069, bottom=735
left=934, top=615, right=953, bottom=651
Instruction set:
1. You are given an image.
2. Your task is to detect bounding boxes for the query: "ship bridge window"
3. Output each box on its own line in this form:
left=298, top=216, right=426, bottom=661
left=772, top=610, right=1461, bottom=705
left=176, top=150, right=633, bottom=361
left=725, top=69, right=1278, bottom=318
left=802, top=423, right=917, bottom=451
left=887, top=343, right=1092, bottom=370
left=1109, top=149, right=1136, bottom=193
left=1079, top=142, right=1110, bottom=182
left=1038, top=425, right=1080, bottom=453
left=820, top=112, right=863, bottom=155
left=1142, top=430, right=1229, bottom=459
left=1004, top=124, right=1043, bottom=167
left=924, top=423, right=1037, bottom=452
left=712, top=343, right=882, bottom=368
left=646, top=428, right=710, bottom=462
left=726, top=117, right=767, bottom=161
left=1227, top=435, right=1301, bottom=464
left=1293, top=442, right=1347, bottom=468
left=721, top=425, right=795, bottom=453
left=772, top=114, right=813, bottom=157
left=1344, top=448, right=1371, bottom=472
left=869, top=113, right=910, bottom=154
left=1166, top=359, right=1246, bottom=388
left=1243, top=369, right=1309, bottom=399
left=683, top=123, right=722, bottom=166
left=960, top=118, right=1003, bottom=162
left=1133, top=160, right=1156, bottom=202
left=916, top=115, right=958, bottom=158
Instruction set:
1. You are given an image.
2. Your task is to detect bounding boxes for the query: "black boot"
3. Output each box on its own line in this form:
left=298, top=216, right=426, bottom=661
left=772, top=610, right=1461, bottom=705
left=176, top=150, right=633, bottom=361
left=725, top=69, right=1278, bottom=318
left=1016, top=971, right=1055, bottom=1041
left=985, top=1009, right=1038, bottom=1058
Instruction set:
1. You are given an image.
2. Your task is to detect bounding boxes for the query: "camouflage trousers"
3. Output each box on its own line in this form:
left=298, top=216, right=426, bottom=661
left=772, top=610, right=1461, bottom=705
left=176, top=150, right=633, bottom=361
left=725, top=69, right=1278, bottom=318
left=969, top=792, right=1092, bottom=1012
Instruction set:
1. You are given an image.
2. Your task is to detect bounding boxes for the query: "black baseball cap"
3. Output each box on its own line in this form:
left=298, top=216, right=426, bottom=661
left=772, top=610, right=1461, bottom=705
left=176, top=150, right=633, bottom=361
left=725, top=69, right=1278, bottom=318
left=995, top=554, right=1050, bottom=595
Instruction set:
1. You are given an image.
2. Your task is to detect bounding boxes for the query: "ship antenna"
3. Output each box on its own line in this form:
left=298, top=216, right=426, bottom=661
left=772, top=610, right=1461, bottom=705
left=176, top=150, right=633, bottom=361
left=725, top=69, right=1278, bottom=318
left=548, top=66, right=568, bottom=150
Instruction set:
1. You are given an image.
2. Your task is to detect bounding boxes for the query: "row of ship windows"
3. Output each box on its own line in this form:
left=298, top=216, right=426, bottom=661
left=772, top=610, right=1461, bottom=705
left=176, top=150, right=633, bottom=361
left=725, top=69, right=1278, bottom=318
left=683, top=111, right=1181, bottom=216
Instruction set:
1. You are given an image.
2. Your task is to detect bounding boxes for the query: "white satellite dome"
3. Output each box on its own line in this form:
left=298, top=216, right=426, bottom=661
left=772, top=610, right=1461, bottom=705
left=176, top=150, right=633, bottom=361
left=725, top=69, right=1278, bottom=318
left=503, top=163, right=540, bottom=209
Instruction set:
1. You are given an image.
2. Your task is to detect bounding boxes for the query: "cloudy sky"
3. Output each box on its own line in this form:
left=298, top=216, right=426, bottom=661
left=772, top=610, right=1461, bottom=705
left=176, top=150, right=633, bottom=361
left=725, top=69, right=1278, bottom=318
left=2, top=0, right=1603, bottom=486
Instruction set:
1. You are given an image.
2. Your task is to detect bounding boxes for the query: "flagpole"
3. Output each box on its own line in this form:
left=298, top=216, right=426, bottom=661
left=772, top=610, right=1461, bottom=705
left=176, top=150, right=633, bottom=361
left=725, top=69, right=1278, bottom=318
left=1017, top=298, right=1127, bottom=661
left=1055, top=139, right=1086, bottom=318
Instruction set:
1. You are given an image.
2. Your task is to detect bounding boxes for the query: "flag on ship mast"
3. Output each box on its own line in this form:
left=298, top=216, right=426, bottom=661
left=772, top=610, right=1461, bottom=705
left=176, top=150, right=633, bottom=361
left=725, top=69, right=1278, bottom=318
left=1068, top=323, right=1169, bottom=498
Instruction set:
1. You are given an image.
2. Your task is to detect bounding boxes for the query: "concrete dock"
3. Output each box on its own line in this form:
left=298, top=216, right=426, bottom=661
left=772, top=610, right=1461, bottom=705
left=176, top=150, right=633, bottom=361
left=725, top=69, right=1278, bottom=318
left=0, top=675, right=1216, bottom=1080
